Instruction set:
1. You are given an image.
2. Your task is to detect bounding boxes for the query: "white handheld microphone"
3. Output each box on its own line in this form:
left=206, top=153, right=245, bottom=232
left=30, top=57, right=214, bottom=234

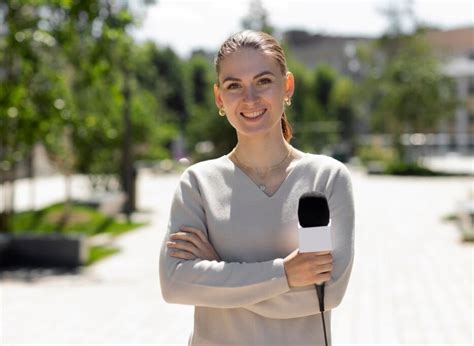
left=297, top=192, right=331, bottom=346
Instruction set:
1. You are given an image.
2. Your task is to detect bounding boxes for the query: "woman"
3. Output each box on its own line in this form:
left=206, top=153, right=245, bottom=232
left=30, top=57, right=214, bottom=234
left=159, top=30, right=355, bottom=345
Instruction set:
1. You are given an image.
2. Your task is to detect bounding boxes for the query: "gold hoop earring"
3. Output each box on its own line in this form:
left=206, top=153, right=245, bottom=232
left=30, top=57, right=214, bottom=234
left=218, top=108, right=226, bottom=117
left=284, top=97, right=292, bottom=106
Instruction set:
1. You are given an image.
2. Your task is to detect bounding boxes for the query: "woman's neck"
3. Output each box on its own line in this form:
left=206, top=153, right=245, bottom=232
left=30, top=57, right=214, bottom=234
left=233, top=132, right=292, bottom=170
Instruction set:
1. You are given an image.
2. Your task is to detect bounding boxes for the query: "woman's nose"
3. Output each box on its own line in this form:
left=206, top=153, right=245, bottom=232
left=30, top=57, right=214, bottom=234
left=243, top=86, right=258, bottom=103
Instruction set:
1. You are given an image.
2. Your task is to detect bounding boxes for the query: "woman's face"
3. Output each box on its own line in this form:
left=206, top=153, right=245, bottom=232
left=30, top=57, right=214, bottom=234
left=214, top=48, right=294, bottom=139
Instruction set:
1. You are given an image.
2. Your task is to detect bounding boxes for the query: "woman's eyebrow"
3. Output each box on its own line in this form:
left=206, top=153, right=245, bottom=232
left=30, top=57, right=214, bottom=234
left=222, top=76, right=240, bottom=84
left=222, top=71, right=276, bottom=84
left=253, top=71, right=275, bottom=79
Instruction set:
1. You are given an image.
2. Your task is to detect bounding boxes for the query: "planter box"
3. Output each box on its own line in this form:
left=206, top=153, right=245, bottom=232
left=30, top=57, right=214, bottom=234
left=0, top=233, right=87, bottom=268
left=0, top=233, right=11, bottom=267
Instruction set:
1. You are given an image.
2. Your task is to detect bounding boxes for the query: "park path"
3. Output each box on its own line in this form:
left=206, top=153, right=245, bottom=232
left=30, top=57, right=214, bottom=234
left=1, top=169, right=472, bottom=345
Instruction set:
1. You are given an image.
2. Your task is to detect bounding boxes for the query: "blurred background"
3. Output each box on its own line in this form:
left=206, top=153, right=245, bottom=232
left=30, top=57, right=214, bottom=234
left=0, top=0, right=473, bottom=344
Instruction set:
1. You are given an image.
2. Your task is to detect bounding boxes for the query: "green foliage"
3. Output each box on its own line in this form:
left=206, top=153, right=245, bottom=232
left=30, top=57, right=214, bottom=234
left=140, top=46, right=190, bottom=126
left=330, top=77, right=357, bottom=157
left=285, top=60, right=357, bottom=155
left=11, top=202, right=144, bottom=235
left=130, top=88, right=178, bottom=161
left=357, top=144, right=466, bottom=176
left=384, top=161, right=443, bottom=176
left=357, top=5, right=458, bottom=160
left=185, top=54, right=236, bottom=160
left=159, top=48, right=189, bottom=119
left=0, top=1, right=67, bottom=173
left=357, top=144, right=398, bottom=165
left=313, top=64, right=337, bottom=113
left=187, top=54, right=215, bottom=106
left=365, top=35, right=457, bottom=134
left=1, top=1, right=171, bottom=181
left=87, top=245, right=120, bottom=266
left=132, top=41, right=181, bottom=161
left=286, top=60, right=322, bottom=151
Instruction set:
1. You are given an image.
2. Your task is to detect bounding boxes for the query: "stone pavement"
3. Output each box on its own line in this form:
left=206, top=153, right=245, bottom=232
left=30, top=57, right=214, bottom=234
left=0, top=169, right=473, bottom=345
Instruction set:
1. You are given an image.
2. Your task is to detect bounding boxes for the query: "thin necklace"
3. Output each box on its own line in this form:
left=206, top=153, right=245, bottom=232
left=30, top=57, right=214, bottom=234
left=232, top=146, right=293, bottom=191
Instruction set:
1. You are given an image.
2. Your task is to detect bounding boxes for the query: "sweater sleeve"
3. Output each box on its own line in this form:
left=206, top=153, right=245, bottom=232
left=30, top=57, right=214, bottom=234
left=243, top=164, right=355, bottom=319
left=159, top=168, right=291, bottom=308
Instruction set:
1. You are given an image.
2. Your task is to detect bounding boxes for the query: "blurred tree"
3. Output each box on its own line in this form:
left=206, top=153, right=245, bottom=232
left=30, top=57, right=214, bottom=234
left=310, top=64, right=341, bottom=152
left=150, top=47, right=190, bottom=130
left=286, top=59, right=321, bottom=152
left=358, top=1, right=457, bottom=160
left=0, top=0, right=67, bottom=231
left=59, top=0, right=156, bottom=217
left=241, top=0, right=274, bottom=34
left=329, top=77, right=357, bottom=159
left=185, top=54, right=235, bottom=161
left=0, top=0, right=158, bottom=230
left=132, top=42, right=179, bottom=162
left=313, top=64, right=337, bottom=116
left=46, top=0, right=134, bottom=209
left=286, top=62, right=357, bottom=157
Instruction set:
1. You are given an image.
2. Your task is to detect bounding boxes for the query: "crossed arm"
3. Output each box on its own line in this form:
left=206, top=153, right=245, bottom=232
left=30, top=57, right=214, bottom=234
left=159, top=166, right=354, bottom=319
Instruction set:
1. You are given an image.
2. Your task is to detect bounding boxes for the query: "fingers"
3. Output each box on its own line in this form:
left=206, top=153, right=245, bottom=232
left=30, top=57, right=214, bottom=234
left=316, top=262, right=333, bottom=274
left=169, top=249, right=197, bottom=260
left=167, top=240, right=198, bottom=256
left=298, top=253, right=332, bottom=268
left=180, top=226, right=208, bottom=243
left=313, top=253, right=333, bottom=265
left=310, top=254, right=333, bottom=283
left=169, top=232, right=203, bottom=250
left=169, top=227, right=208, bottom=248
left=315, top=272, right=331, bottom=285
left=284, top=249, right=334, bottom=288
left=167, top=227, right=220, bottom=261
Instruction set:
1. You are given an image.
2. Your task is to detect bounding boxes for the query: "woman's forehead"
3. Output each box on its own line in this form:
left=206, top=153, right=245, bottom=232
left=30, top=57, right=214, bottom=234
left=218, top=48, right=281, bottom=80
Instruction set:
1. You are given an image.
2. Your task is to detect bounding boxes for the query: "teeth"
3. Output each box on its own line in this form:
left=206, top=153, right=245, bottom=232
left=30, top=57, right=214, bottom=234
left=241, top=109, right=265, bottom=118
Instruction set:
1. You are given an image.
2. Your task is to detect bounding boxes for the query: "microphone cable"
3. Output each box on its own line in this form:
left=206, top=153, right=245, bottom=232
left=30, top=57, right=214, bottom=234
left=315, top=283, right=328, bottom=346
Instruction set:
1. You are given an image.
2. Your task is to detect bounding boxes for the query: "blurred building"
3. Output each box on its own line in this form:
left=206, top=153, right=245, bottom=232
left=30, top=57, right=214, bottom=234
left=283, top=30, right=370, bottom=79
left=426, top=26, right=474, bottom=154
left=284, top=26, right=474, bottom=155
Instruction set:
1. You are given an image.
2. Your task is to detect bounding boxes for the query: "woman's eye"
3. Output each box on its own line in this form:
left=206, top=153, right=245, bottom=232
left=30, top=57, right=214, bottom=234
left=226, top=83, right=241, bottom=90
left=257, top=78, right=272, bottom=85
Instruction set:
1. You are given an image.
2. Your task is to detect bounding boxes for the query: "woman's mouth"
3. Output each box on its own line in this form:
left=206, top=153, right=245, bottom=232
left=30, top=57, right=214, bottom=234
left=240, top=108, right=266, bottom=121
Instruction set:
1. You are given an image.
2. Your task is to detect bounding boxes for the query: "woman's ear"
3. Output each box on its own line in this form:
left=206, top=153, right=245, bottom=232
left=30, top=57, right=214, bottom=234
left=284, top=71, right=295, bottom=99
left=213, top=84, right=223, bottom=109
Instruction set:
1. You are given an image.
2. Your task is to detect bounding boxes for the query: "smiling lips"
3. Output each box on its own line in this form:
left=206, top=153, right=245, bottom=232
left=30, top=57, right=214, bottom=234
left=240, top=108, right=266, bottom=120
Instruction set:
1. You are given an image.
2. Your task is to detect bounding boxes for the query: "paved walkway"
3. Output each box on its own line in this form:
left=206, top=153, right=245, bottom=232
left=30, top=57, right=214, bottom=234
left=1, top=169, right=473, bottom=345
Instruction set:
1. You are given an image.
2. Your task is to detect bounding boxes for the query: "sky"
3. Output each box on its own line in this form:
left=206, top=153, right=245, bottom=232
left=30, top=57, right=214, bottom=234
left=132, top=0, right=474, bottom=58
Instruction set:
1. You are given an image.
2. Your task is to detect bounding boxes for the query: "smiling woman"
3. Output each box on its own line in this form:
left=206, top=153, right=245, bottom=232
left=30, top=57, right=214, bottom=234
left=159, top=30, right=355, bottom=345
left=214, top=48, right=292, bottom=142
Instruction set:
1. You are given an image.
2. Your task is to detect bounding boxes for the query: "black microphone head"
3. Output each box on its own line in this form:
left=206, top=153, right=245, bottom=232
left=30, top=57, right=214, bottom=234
left=298, top=192, right=330, bottom=227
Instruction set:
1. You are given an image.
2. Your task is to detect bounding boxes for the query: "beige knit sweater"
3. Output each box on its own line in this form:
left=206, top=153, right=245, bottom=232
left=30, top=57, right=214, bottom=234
left=159, top=154, right=355, bottom=345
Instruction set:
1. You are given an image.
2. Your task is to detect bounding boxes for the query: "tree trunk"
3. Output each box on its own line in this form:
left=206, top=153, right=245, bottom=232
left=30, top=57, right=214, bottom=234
left=121, top=66, right=134, bottom=221
left=28, top=149, right=36, bottom=211
left=0, top=167, right=15, bottom=233
left=65, top=171, right=72, bottom=204
left=58, top=172, right=73, bottom=232
left=393, top=131, right=405, bottom=162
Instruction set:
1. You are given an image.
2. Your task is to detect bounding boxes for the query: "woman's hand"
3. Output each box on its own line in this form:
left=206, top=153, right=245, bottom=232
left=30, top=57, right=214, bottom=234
left=166, top=226, right=221, bottom=261
left=283, top=249, right=333, bottom=288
